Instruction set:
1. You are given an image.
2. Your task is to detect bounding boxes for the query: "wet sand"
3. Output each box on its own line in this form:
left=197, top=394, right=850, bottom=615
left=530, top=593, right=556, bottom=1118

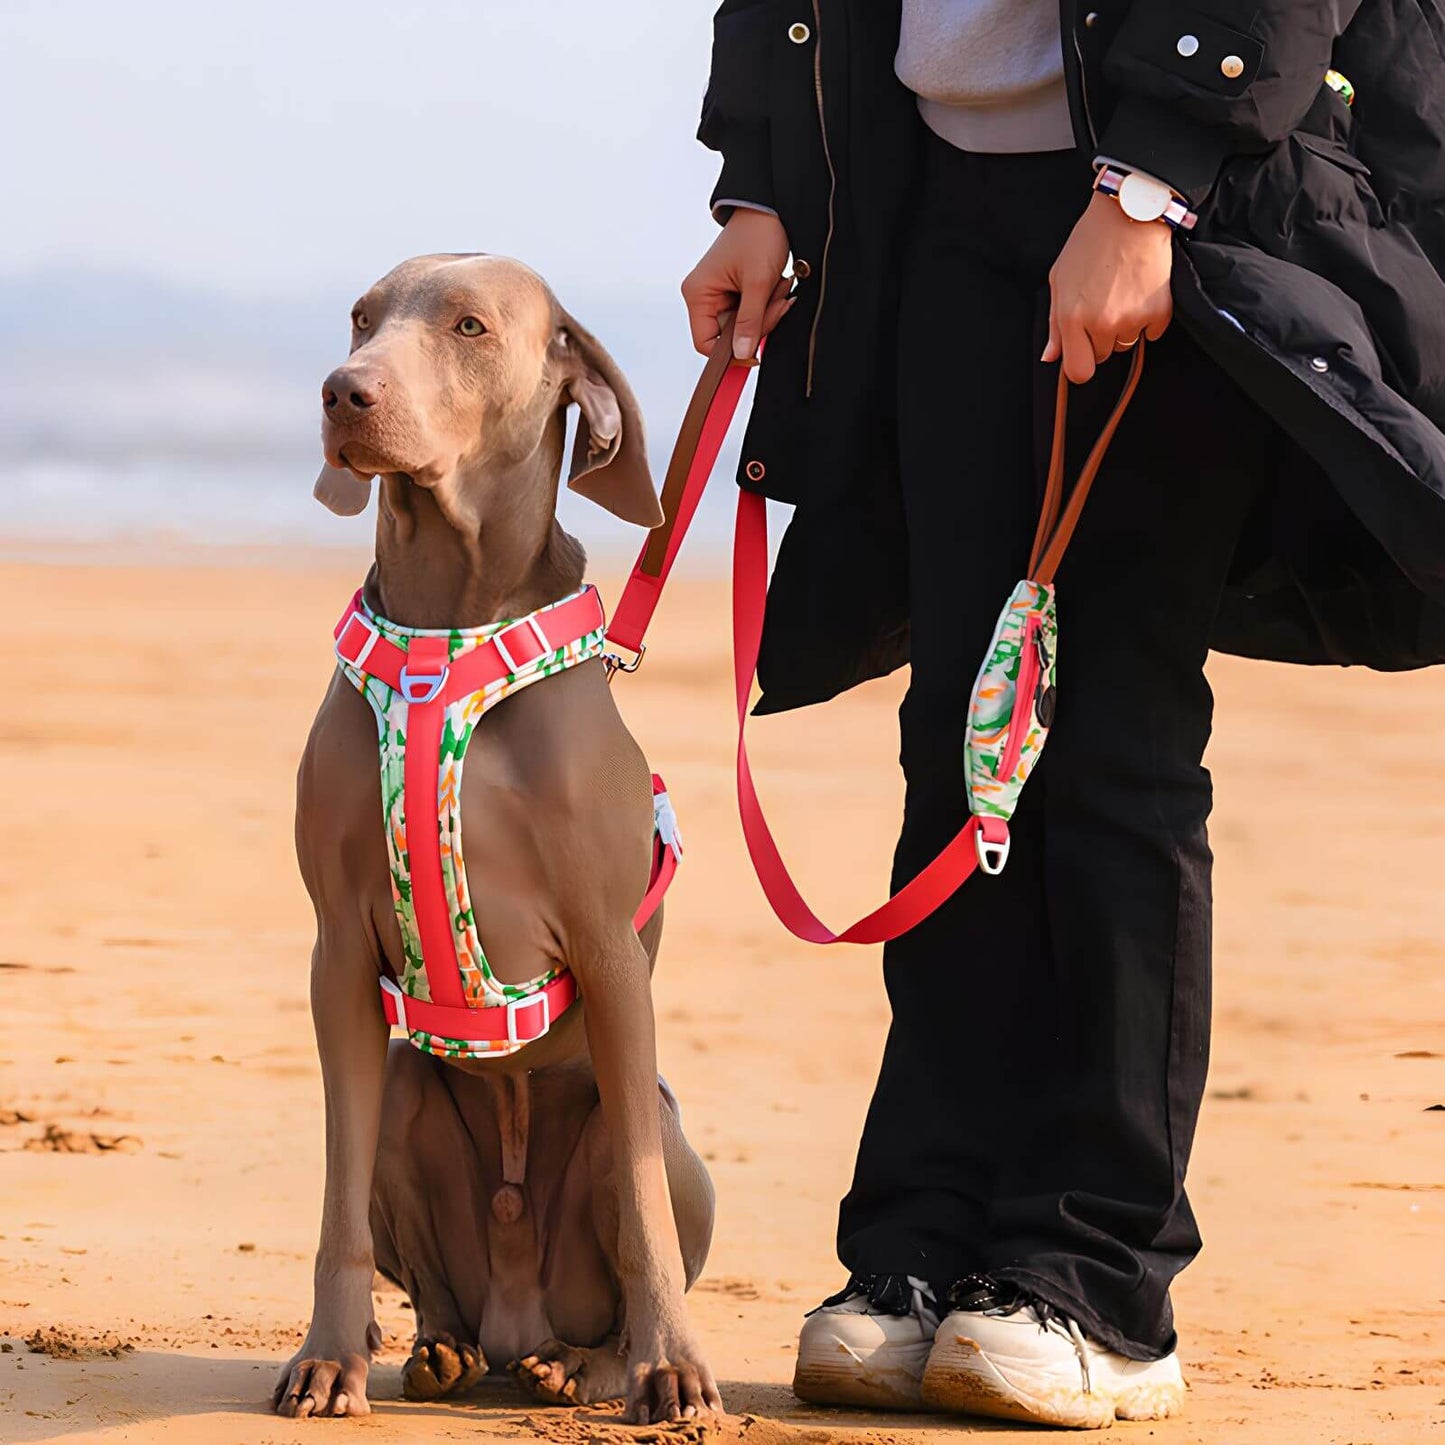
left=1, top=555, right=1441, bottom=1444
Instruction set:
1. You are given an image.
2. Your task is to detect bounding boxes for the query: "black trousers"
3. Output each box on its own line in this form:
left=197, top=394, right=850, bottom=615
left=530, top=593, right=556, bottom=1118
left=837, top=136, right=1271, bottom=1359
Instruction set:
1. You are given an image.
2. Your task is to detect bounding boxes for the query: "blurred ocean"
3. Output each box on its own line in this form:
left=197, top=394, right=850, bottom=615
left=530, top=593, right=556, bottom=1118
left=0, top=269, right=751, bottom=567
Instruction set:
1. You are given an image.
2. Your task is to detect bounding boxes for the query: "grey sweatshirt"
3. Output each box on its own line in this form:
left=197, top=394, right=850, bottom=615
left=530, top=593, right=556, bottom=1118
left=896, top=0, right=1075, bottom=153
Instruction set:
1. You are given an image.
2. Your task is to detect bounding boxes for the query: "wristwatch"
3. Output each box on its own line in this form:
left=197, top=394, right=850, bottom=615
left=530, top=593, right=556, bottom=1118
left=1093, top=166, right=1198, bottom=233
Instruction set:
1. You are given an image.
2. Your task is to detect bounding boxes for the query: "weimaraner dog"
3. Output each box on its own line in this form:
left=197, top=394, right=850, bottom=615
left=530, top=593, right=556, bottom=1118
left=274, top=254, right=719, bottom=1423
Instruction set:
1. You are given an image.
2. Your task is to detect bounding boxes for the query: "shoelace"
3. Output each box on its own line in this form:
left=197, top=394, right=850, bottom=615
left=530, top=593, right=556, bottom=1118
left=947, top=1273, right=1093, bottom=1395
left=813, top=1272, right=941, bottom=1332
left=1058, top=1313, right=1092, bottom=1396
left=905, top=1274, right=942, bottom=1334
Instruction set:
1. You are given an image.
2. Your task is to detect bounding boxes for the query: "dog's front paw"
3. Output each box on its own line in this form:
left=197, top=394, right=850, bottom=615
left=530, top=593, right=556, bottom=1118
left=272, top=1334, right=375, bottom=1418
left=624, top=1330, right=724, bottom=1424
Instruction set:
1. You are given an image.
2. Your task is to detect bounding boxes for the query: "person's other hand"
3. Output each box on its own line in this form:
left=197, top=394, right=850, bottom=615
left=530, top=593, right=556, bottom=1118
left=1044, top=191, right=1173, bottom=384
left=682, top=209, right=794, bottom=362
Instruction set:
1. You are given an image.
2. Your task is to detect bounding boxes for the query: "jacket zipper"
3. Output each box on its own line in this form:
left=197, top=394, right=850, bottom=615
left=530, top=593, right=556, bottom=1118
left=1071, top=20, right=1099, bottom=148
left=805, top=0, right=836, bottom=398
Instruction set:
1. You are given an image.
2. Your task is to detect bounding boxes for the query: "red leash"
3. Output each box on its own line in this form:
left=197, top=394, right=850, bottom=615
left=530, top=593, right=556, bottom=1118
left=731, top=488, right=990, bottom=943
left=610, top=330, right=1143, bottom=946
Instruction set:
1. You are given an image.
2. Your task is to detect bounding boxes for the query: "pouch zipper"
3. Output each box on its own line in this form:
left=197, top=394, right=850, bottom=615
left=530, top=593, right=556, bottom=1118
left=995, top=613, right=1044, bottom=783
left=805, top=0, right=836, bottom=398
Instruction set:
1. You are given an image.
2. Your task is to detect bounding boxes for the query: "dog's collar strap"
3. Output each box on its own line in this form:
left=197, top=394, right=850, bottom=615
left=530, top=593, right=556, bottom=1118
left=332, top=584, right=681, bottom=1061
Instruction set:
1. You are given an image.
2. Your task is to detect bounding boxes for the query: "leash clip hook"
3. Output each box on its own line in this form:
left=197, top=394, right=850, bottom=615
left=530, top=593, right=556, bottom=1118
left=603, top=643, right=646, bottom=684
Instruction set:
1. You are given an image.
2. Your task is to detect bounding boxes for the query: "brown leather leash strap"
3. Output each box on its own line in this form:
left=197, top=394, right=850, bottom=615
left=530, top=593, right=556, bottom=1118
left=1028, top=342, right=1147, bottom=584
left=641, top=321, right=741, bottom=577
left=606, top=319, right=750, bottom=661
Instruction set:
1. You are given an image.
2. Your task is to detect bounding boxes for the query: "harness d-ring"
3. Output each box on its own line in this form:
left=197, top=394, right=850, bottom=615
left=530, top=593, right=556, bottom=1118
left=397, top=664, right=450, bottom=705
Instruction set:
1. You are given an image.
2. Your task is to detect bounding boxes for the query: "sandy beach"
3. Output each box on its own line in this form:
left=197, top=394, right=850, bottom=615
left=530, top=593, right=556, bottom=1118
left=1, top=553, right=1441, bottom=1444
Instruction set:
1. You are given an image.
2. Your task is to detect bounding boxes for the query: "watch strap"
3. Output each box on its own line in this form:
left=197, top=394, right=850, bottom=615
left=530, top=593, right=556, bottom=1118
left=1093, top=165, right=1199, bottom=233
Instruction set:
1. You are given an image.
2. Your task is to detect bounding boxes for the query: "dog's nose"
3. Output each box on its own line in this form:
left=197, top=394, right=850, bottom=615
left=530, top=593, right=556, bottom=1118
left=322, top=367, right=384, bottom=416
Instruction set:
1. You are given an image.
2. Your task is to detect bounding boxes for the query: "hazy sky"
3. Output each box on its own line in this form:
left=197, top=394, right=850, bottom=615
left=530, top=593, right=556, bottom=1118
left=0, top=0, right=723, bottom=305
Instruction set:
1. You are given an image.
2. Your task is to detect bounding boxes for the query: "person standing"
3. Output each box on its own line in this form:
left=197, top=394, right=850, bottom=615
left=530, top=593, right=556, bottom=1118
left=683, top=0, right=1445, bottom=1429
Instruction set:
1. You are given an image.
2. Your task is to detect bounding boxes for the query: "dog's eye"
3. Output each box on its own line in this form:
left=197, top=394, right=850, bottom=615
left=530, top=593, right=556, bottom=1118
left=353, top=312, right=370, bottom=331
left=456, top=317, right=487, bottom=337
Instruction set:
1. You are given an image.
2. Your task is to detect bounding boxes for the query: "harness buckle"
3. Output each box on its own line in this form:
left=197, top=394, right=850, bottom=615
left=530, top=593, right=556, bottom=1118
left=653, top=789, right=684, bottom=859
left=397, top=663, right=450, bottom=705
left=603, top=643, right=646, bottom=684
left=379, top=975, right=409, bottom=1032
left=337, top=610, right=382, bottom=672
left=505, top=990, right=552, bottom=1046
left=494, top=615, right=552, bottom=676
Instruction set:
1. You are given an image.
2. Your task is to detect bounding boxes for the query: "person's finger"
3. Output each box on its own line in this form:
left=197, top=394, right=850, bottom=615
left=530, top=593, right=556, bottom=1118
left=758, top=274, right=794, bottom=339
left=1042, top=299, right=1063, bottom=364
left=1060, top=314, right=1096, bottom=384
left=682, top=286, right=727, bottom=356
left=1089, top=320, right=1115, bottom=365
left=680, top=262, right=737, bottom=356
left=733, top=269, right=777, bottom=361
left=1144, top=296, right=1173, bottom=342
left=761, top=295, right=798, bottom=339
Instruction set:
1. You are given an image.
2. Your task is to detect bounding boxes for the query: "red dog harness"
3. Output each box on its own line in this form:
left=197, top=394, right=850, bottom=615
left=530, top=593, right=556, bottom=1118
left=334, top=584, right=681, bottom=1056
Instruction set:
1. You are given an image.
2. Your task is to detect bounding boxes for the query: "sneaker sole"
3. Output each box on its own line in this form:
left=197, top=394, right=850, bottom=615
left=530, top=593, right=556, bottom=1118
left=793, top=1335, right=932, bottom=1412
left=921, top=1332, right=1185, bottom=1429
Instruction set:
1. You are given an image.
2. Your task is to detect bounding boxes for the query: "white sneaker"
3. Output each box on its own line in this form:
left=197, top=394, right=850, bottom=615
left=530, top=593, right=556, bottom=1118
left=792, top=1273, right=942, bottom=1411
left=921, top=1275, right=1186, bottom=1428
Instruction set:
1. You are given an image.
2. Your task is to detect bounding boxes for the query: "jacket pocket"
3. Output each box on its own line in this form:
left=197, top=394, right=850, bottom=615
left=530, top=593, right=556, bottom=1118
left=706, top=7, right=774, bottom=125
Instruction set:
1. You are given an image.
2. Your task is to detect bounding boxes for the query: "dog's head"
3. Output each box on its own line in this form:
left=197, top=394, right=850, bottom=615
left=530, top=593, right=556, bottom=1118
left=315, top=253, right=660, bottom=528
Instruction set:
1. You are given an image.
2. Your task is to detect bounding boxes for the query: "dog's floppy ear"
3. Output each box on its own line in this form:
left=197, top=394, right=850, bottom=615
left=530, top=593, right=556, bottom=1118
left=314, top=464, right=374, bottom=517
left=555, top=313, right=662, bottom=528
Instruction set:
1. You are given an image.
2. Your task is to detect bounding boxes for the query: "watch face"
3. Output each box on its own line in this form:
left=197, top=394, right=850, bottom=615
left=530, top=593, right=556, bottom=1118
left=1117, top=171, right=1171, bottom=223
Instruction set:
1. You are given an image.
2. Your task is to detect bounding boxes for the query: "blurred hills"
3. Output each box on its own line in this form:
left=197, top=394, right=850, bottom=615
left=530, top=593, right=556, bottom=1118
left=0, top=268, right=741, bottom=554
left=0, top=267, right=688, bottom=465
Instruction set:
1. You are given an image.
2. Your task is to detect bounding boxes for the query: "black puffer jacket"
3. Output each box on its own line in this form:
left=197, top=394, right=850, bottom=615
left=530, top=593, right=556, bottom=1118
left=699, top=0, right=1445, bottom=713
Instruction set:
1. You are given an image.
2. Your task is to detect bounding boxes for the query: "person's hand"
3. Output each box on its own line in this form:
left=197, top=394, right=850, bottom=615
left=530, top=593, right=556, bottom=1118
left=1044, top=190, right=1174, bottom=384
left=681, top=209, right=794, bottom=362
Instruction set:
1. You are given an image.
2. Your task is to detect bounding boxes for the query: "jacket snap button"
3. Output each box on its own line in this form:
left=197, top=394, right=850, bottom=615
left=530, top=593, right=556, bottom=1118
left=1221, top=54, right=1245, bottom=78
left=1176, top=34, right=1199, bottom=56
left=1310, top=356, right=1330, bottom=373
left=1084, top=11, right=1100, bottom=27
left=792, top=257, right=812, bottom=280
left=788, top=21, right=810, bottom=44
left=745, top=460, right=767, bottom=482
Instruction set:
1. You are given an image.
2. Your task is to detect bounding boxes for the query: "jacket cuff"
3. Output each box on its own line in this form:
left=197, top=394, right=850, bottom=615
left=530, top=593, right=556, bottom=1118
left=708, top=126, right=774, bottom=224
left=713, top=197, right=780, bottom=223
left=1095, top=93, right=1233, bottom=208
